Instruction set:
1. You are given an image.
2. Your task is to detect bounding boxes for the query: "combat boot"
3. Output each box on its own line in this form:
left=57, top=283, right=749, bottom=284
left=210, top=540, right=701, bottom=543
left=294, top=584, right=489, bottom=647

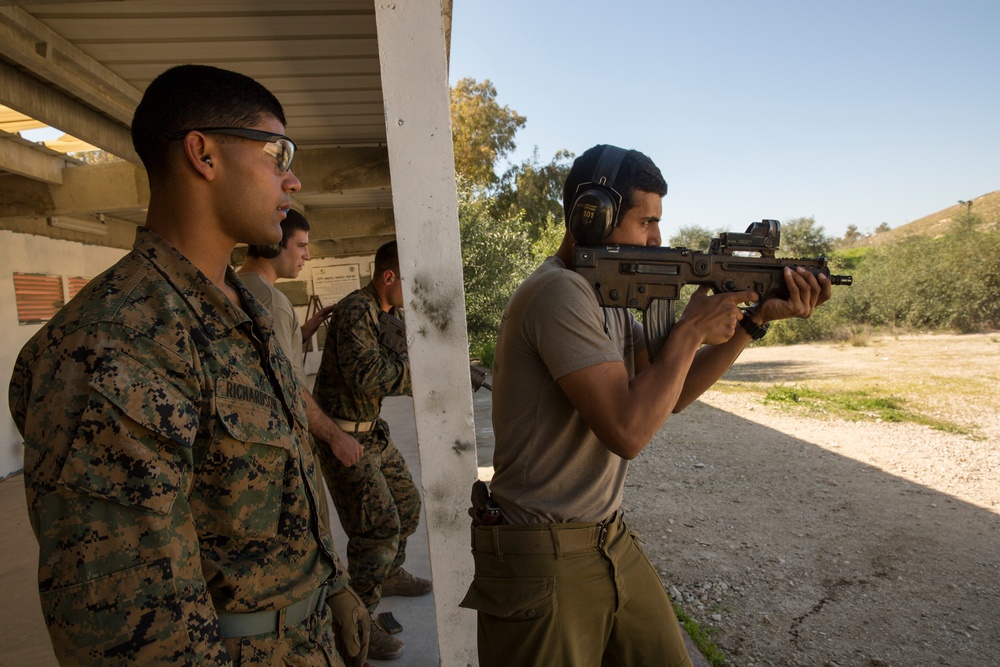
left=381, top=567, right=433, bottom=597
left=368, top=622, right=404, bottom=661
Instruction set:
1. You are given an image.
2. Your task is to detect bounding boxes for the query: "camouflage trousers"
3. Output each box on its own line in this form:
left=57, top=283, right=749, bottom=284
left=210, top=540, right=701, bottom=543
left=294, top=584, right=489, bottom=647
left=316, top=421, right=421, bottom=613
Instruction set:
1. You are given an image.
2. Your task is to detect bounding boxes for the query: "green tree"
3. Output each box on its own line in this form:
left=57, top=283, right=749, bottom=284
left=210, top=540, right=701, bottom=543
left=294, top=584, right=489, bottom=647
left=839, top=224, right=864, bottom=247
left=450, top=78, right=526, bottom=189
left=457, top=180, right=537, bottom=354
left=494, top=148, right=573, bottom=236
left=779, top=216, right=833, bottom=257
left=951, top=207, right=981, bottom=233
left=874, top=222, right=892, bottom=234
left=851, top=226, right=1000, bottom=332
left=668, top=225, right=716, bottom=250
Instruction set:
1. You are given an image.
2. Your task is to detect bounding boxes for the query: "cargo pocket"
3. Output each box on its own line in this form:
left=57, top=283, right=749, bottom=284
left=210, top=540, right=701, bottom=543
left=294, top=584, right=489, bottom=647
left=39, top=558, right=187, bottom=664
left=460, top=575, right=556, bottom=622
left=58, top=351, right=194, bottom=515
left=189, top=384, right=293, bottom=539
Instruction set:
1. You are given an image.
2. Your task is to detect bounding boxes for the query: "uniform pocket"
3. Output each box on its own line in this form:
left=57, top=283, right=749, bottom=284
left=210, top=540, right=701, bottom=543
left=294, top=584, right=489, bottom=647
left=40, top=558, right=187, bottom=665
left=88, top=350, right=198, bottom=448
left=58, top=352, right=193, bottom=515
left=460, top=575, right=556, bottom=621
left=189, top=383, right=294, bottom=539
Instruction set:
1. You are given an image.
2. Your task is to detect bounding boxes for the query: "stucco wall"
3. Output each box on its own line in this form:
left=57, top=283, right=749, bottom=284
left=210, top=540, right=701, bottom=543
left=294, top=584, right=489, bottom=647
left=1, top=230, right=128, bottom=477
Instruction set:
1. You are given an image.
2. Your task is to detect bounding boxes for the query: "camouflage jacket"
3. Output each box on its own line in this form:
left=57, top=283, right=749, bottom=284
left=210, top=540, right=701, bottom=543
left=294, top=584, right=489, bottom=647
left=313, top=282, right=411, bottom=425
left=8, top=228, right=345, bottom=665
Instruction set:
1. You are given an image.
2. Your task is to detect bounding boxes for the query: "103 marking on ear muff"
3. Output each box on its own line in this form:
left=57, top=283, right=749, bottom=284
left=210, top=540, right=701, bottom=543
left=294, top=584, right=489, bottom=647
left=568, top=145, right=627, bottom=246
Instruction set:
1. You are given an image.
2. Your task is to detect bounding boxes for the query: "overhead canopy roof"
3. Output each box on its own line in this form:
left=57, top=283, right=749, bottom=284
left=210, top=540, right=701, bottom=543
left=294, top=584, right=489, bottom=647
left=0, top=0, right=453, bottom=255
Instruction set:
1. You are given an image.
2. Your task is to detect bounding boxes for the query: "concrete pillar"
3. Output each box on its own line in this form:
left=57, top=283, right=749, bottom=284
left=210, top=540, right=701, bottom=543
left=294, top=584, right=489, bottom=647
left=374, top=1, right=478, bottom=665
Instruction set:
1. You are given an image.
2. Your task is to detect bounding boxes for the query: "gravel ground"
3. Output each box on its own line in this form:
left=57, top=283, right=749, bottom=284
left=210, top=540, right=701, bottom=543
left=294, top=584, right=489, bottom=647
left=623, top=333, right=1000, bottom=667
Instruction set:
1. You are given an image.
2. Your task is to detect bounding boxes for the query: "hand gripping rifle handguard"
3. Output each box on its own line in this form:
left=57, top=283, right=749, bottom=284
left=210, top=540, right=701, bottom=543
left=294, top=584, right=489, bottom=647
left=574, top=220, right=853, bottom=361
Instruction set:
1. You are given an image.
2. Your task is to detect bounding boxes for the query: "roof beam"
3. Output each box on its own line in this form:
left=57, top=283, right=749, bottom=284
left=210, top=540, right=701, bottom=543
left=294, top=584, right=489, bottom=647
left=0, top=5, right=142, bottom=125
left=0, top=135, right=65, bottom=184
left=0, top=60, right=138, bottom=163
left=310, top=234, right=395, bottom=259
left=52, top=159, right=149, bottom=216
left=304, top=207, right=395, bottom=241
left=0, top=160, right=148, bottom=218
left=294, top=145, right=390, bottom=192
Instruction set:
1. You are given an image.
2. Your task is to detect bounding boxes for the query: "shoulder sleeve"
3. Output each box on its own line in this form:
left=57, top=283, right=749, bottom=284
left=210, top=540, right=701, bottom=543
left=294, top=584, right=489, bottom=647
left=335, top=294, right=411, bottom=398
left=270, top=295, right=308, bottom=388
left=524, top=270, right=624, bottom=380
left=19, top=326, right=229, bottom=665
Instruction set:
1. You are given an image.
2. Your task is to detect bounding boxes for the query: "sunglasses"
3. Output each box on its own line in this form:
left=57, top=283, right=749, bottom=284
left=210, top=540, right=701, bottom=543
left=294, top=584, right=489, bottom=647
left=167, top=127, right=298, bottom=173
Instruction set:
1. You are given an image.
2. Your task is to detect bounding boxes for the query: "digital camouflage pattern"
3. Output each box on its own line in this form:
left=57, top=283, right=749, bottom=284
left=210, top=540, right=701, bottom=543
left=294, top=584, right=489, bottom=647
left=237, top=271, right=333, bottom=534
left=313, top=283, right=411, bottom=424
left=8, top=228, right=348, bottom=666
left=312, top=282, right=419, bottom=613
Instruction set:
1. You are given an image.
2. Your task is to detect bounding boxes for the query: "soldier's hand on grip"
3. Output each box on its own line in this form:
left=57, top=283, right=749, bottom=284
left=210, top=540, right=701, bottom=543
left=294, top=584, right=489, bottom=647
left=679, top=286, right=759, bottom=346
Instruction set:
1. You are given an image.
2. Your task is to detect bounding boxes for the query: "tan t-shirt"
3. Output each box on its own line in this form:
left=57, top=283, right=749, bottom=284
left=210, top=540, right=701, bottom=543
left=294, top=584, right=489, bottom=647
left=489, top=256, right=642, bottom=524
left=238, top=272, right=307, bottom=388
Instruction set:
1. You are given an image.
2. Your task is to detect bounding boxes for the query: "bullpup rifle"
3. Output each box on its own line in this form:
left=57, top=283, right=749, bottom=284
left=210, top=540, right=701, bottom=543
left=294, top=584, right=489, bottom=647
left=573, top=219, right=853, bottom=361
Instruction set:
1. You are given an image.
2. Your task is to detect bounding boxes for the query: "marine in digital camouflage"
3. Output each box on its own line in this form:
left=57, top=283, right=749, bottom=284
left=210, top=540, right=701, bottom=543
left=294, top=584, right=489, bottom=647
left=312, top=282, right=419, bottom=613
left=9, top=227, right=348, bottom=666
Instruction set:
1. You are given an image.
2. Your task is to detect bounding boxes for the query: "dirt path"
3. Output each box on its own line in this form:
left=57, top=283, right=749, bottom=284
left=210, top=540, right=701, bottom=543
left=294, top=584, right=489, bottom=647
left=625, top=333, right=1000, bottom=667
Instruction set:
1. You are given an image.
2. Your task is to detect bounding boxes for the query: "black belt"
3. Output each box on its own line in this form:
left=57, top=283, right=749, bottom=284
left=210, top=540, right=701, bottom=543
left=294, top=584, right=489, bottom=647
left=216, top=583, right=329, bottom=638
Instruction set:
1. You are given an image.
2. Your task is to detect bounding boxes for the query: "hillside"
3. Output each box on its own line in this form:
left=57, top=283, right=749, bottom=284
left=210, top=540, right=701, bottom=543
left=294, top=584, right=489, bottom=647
left=862, top=188, right=1000, bottom=246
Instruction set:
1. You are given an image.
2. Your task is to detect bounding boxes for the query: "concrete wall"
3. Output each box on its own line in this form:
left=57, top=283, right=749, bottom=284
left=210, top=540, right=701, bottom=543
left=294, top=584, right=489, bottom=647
left=1, top=230, right=128, bottom=477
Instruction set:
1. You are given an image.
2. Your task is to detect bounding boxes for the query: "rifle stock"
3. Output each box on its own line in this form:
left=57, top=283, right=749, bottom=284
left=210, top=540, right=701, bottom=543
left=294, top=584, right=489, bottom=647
left=573, top=220, right=852, bottom=360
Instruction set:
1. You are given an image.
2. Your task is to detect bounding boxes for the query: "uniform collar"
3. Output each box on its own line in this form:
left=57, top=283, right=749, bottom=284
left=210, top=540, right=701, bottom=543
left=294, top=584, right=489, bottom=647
left=133, top=227, right=266, bottom=338
left=362, top=280, right=381, bottom=307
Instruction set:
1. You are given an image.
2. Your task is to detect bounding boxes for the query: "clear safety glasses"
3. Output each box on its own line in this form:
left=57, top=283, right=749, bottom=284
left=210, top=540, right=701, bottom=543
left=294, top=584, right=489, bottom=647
left=167, top=127, right=298, bottom=173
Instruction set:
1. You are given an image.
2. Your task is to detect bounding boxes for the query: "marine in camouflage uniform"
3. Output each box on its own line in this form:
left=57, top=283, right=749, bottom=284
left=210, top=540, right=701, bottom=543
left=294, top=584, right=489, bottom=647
left=8, top=64, right=371, bottom=667
left=9, top=228, right=350, bottom=665
left=312, top=280, right=420, bottom=615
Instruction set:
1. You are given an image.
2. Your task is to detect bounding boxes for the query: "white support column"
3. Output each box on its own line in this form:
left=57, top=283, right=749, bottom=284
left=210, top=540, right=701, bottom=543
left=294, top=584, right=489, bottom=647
left=374, top=2, right=478, bottom=666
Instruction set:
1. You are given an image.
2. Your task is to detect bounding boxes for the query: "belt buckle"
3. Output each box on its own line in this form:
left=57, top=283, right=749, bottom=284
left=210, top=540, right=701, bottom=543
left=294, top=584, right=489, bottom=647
left=597, top=512, right=616, bottom=547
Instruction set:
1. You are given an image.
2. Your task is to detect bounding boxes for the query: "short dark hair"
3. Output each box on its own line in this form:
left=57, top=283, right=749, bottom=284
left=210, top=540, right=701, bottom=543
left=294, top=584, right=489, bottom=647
left=279, top=209, right=310, bottom=244
left=131, top=64, right=287, bottom=179
left=562, top=144, right=668, bottom=225
left=246, top=209, right=310, bottom=258
left=374, top=240, right=400, bottom=276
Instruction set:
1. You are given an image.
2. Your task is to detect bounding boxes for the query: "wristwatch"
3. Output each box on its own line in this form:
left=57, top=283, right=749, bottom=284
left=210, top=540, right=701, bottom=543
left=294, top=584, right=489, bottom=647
left=738, top=309, right=770, bottom=340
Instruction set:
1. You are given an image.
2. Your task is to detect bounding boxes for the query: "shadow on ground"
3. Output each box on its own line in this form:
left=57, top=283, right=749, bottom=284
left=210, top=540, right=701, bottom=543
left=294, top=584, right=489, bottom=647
left=625, top=399, right=1000, bottom=666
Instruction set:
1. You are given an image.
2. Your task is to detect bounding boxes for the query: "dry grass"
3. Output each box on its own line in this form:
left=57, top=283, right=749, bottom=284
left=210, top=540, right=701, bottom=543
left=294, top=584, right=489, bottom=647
left=858, top=189, right=1000, bottom=246
left=714, top=332, right=1000, bottom=440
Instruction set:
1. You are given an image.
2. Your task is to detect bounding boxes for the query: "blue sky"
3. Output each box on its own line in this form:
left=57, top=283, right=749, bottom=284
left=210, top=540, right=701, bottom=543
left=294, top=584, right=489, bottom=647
left=448, top=1, right=1000, bottom=240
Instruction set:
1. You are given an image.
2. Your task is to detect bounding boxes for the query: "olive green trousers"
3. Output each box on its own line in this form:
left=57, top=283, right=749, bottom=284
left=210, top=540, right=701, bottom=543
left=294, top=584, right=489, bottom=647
left=461, top=513, right=693, bottom=667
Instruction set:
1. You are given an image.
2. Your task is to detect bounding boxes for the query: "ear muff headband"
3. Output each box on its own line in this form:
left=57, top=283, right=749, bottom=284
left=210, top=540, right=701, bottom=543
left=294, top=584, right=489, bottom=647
left=568, top=145, right=627, bottom=246
left=253, top=243, right=282, bottom=259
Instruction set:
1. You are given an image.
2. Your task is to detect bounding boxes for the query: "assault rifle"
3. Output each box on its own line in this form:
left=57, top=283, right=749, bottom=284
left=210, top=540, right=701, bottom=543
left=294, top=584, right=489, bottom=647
left=378, top=310, right=492, bottom=392
left=573, top=219, right=853, bottom=360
